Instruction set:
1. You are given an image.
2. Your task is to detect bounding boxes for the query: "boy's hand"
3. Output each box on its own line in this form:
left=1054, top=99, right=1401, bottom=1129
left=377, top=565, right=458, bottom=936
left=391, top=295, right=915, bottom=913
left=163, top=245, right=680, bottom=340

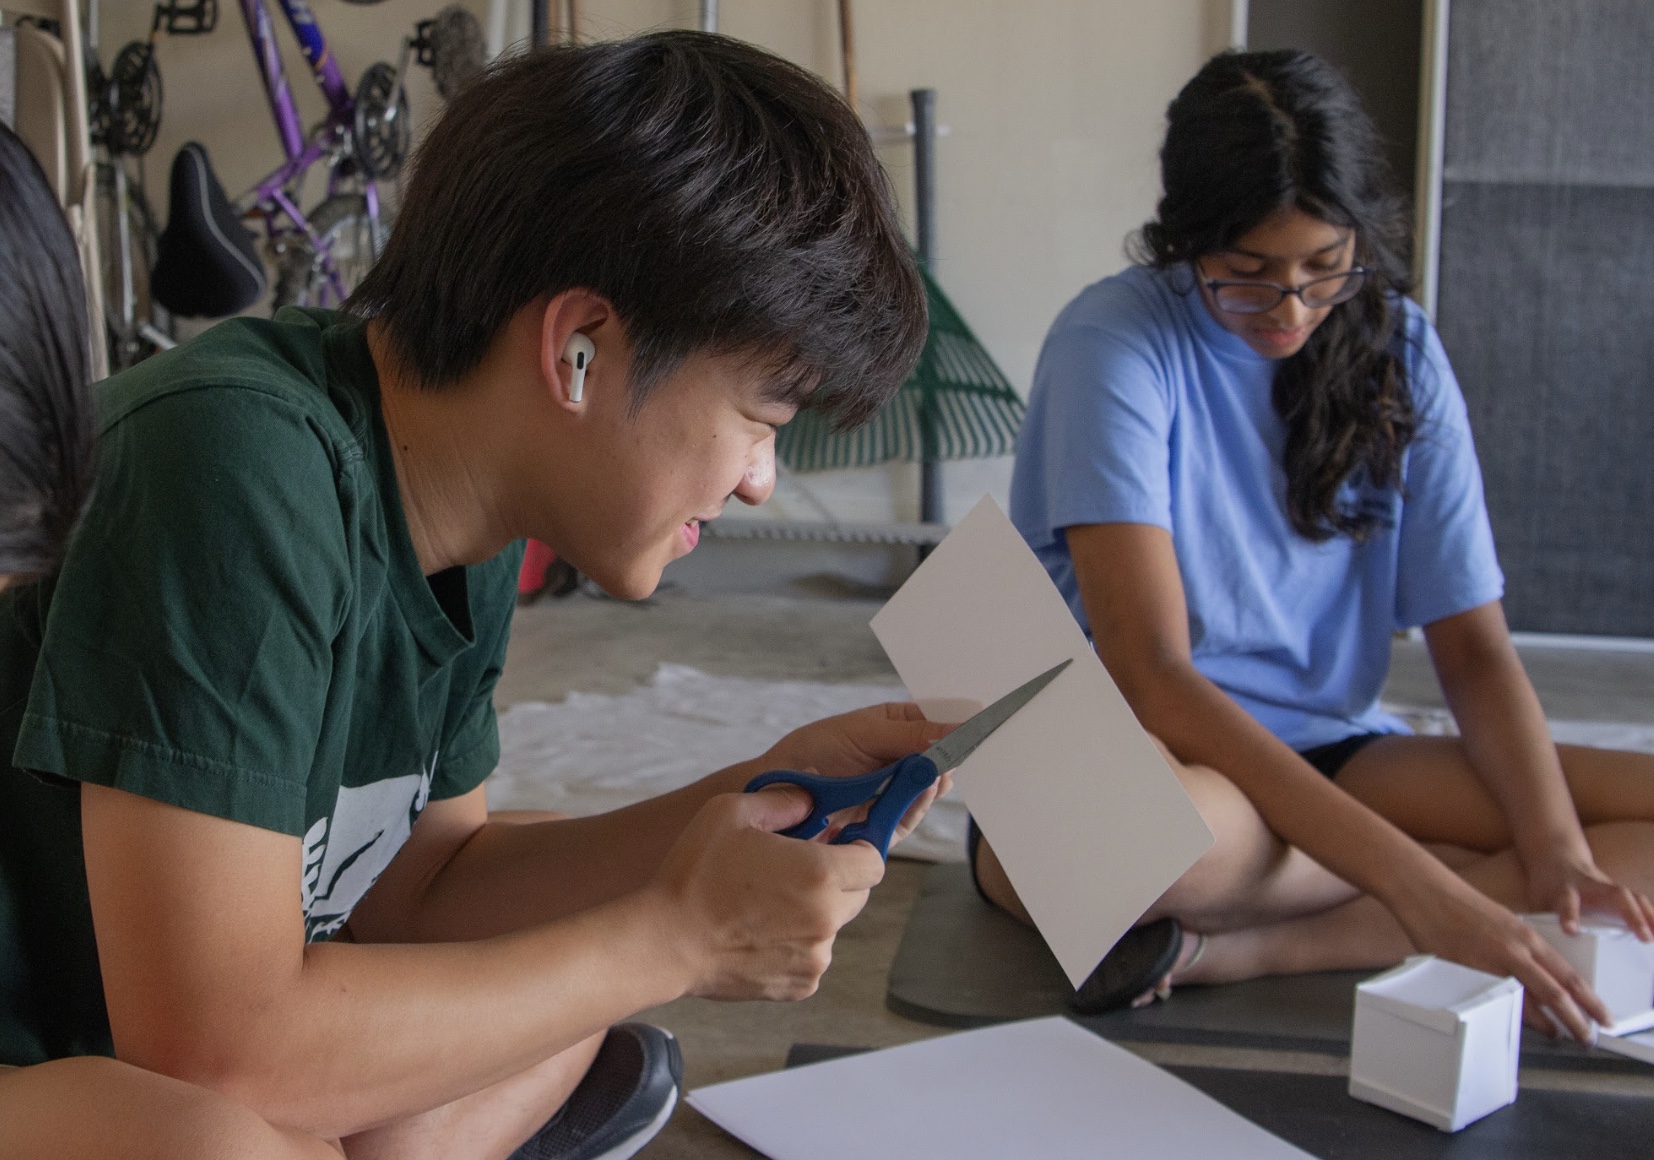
left=650, top=790, right=885, bottom=1000
left=760, top=702, right=956, bottom=848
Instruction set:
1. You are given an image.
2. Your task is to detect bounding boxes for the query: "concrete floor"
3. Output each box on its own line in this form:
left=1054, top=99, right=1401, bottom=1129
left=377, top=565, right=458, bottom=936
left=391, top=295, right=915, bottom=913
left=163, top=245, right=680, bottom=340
left=495, top=580, right=1654, bottom=1157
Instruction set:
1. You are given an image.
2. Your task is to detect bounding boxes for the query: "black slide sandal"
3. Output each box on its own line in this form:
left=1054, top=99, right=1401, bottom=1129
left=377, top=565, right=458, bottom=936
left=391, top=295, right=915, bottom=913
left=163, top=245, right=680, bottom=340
left=1068, top=917, right=1185, bottom=1015
left=967, top=815, right=1183, bottom=1016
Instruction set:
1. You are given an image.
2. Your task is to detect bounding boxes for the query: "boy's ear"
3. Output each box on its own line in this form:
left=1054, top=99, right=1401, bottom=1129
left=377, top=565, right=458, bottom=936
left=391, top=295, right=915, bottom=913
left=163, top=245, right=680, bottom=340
left=539, top=290, right=613, bottom=412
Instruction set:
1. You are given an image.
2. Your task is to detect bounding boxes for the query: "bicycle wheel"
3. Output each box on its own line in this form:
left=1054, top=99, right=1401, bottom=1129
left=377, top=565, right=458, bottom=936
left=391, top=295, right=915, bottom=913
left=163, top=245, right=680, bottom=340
left=272, top=194, right=391, bottom=310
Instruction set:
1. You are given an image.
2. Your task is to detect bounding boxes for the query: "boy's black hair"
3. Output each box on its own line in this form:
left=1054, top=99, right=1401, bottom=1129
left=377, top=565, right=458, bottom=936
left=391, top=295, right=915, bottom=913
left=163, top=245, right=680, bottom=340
left=349, top=32, right=926, bottom=426
left=0, top=124, right=96, bottom=578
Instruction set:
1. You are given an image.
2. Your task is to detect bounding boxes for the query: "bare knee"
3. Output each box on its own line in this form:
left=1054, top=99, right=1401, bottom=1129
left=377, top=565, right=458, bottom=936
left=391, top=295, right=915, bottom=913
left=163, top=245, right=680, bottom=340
left=0, top=1057, right=337, bottom=1160
left=976, top=748, right=1286, bottom=927
left=1147, top=758, right=1287, bottom=921
left=1557, top=746, right=1654, bottom=827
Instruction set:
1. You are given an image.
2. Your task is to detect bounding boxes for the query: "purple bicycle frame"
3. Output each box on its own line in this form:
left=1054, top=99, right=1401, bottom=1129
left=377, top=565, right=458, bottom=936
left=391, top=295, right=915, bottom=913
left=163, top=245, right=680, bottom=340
left=237, top=0, right=381, bottom=302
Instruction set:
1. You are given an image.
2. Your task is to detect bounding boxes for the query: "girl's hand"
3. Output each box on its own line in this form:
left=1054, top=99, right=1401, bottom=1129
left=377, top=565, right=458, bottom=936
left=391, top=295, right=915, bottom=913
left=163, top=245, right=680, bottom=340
left=1394, top=871, right=1612, bottom=1043
left=1526, top=851, right=1654, bottom=941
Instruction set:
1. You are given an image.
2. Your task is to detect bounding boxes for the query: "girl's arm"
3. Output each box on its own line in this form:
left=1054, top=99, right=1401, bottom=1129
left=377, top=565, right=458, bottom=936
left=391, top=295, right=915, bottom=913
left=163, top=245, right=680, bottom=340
left=1426, top=600, right=1654, bottom=937
left=1067, top=520, right=1608, bottom=1039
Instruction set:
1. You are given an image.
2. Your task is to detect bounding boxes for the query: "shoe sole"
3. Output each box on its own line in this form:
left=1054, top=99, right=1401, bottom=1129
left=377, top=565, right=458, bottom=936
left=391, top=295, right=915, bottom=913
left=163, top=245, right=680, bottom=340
left=586, top=1083, right=678, bottom=1160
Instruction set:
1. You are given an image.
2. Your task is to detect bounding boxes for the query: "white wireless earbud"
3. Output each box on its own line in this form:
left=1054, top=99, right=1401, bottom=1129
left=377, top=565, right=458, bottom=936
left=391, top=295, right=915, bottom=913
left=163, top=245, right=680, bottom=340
left=562, top=333, right=596, bottom=403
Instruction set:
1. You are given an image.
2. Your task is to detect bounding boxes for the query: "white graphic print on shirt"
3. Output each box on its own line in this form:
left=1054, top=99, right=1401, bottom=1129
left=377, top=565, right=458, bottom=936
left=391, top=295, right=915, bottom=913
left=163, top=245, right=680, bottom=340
left=301, top=753, right=436, bottom=940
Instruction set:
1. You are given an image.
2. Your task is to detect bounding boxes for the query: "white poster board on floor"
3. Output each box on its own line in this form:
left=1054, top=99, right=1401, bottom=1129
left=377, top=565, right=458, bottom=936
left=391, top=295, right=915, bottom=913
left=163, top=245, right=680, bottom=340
left=688, top=1017, right=1315, bottom=1160
left=870, top=496, right=1212, bottom=988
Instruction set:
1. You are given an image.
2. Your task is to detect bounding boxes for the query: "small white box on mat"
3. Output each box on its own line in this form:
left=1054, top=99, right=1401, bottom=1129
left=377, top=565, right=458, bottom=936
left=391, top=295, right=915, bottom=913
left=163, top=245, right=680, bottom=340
left=1349, top=955, right=1522, bottom=1132
left=1523, top=913, right=1654, bottom=1036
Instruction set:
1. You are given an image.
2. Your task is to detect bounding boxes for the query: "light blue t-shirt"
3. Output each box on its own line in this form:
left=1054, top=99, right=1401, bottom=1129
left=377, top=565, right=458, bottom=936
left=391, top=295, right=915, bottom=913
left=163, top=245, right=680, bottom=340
left=1010, top=265, right=1504, bottom=750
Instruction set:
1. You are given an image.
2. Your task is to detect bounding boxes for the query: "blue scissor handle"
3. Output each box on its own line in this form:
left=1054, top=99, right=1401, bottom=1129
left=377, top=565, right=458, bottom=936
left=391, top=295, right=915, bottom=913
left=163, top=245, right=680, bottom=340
left=743, top=752, right=941, bottom=860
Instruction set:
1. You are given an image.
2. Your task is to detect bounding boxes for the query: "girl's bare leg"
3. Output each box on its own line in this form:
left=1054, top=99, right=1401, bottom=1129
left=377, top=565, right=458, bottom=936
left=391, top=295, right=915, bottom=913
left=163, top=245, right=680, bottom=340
left=1333, top=738, right=1654, bottom=850
left=980, top=734, right=1654, bottom=993
left=1181, top=820, right=1654, bottom=985
left=1176, top=737, right=1654, bottom=986
left=975, top=752, right=1361, bottom=934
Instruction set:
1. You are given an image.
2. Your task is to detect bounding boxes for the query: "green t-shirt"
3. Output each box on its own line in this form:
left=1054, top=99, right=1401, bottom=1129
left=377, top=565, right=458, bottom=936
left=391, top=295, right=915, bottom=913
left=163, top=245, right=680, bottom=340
left=0, top=308, right=522, bottom=1065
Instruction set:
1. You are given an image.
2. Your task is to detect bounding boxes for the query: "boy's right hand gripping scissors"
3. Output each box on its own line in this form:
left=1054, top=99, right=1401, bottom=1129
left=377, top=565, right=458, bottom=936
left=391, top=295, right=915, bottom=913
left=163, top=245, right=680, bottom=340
left=743, top=658, right=1073, bottom=859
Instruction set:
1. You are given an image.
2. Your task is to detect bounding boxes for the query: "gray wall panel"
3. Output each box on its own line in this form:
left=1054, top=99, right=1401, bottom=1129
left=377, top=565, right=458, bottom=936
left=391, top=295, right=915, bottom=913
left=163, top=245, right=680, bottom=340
left=1445, top=0, right=1654, bottom=186
left=1437, top=0, right=1654, bottom=636
left=1437, top=181, right=1654, bottom=635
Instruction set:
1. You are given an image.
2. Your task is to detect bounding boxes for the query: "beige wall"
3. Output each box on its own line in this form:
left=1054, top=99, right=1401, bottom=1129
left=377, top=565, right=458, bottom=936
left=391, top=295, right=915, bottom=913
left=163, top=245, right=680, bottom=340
left=101, top=0, right=1228, bottom=526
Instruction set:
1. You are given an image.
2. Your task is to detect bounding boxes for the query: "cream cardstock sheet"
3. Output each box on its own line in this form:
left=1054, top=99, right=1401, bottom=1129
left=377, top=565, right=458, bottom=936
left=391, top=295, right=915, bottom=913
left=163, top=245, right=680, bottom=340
left=871, top=496, right=1213, bottom=987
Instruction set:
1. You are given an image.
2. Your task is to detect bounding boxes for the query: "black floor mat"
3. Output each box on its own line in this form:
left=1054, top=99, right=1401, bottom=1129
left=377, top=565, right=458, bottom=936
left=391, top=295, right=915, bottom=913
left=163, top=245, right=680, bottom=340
left=886, top=863, right=1644, bottom=1072
left=785, top=1041, right=1653, bottom=1160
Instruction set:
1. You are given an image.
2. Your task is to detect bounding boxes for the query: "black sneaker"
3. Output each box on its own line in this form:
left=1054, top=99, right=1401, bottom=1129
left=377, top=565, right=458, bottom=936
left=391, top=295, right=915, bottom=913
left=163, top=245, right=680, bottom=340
left=510, top=1023, right=682, bottom=1160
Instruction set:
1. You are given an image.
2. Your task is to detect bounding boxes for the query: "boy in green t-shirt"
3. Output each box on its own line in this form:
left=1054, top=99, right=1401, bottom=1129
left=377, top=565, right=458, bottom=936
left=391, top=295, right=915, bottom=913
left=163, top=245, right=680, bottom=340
left=0, top=33, right=940, bottom=1160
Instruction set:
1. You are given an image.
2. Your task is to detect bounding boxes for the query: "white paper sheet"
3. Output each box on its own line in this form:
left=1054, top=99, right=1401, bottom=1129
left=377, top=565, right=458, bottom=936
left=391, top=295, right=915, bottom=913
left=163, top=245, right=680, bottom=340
left=870, top=496, right=1213, bottom=987
left=1596, top=1029, right=1654, bottom=1065
left=687, top=1017, right=1314, bottom=1160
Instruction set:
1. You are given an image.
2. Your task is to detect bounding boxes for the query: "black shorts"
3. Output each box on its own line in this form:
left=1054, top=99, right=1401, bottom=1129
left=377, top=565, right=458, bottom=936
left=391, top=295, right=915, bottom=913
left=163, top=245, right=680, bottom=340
left=1297, top=732, right=1387, bottom=778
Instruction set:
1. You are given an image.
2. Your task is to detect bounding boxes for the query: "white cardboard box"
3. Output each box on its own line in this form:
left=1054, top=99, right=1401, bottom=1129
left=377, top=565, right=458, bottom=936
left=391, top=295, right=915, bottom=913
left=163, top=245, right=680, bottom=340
left=1523, top=913, right=1654, bottom=1036
left=1595, top=1028, right=1654, bottom=1066
left=1349, top=955, right=1523, bottom=1132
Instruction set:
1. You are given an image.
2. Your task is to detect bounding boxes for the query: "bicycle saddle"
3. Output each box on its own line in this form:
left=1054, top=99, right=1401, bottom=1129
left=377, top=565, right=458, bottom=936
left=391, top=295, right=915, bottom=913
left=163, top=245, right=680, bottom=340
left=151, top=142, right=266, bottom=318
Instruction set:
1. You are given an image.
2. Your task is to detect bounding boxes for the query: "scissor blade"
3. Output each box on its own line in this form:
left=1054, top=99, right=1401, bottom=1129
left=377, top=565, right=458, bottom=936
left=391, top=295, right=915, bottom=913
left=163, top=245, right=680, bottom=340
left=921, top=658, right=1073, bottom=774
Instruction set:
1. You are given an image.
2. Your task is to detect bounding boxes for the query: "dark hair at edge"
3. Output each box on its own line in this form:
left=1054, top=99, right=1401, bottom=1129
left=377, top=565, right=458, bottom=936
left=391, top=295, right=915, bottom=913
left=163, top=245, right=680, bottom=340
left=348, top=31, right=926, bottom=427
left=1132, top=49, right=1416, bottom=541
left=0, top=123, right=95, bottom=578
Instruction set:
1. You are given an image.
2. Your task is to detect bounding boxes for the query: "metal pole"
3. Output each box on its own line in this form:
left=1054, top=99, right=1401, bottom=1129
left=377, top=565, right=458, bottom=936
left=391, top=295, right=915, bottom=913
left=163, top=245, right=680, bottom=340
left=700, top=0, right=718, bottom=33
left=1413, top=0, right=1451, bottom=319
left=911, top=89, right=943, bottom=528
left=911, top=89, right=937, bottom=269
left=485, top=0, right=508, bottom=59
left=115, top=161, right=135, bottom=334
left=531, top=0, right=550, bottom=48
left=838, top=0, right=857, bottom=110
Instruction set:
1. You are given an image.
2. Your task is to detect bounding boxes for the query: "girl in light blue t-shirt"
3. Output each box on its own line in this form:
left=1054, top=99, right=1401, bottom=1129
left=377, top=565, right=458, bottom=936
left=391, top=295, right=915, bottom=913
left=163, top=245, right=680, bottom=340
left=974, top=49, right=1654, bottom=1041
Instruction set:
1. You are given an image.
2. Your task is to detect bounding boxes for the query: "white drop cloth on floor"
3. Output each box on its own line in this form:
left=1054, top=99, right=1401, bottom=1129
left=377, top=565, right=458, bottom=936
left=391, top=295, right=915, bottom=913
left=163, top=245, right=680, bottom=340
left=1392, top=703, right=1654, bottom=753
left=488, top=664, right=965, bottom=861
left=487, top=664, right=1654, bottom=864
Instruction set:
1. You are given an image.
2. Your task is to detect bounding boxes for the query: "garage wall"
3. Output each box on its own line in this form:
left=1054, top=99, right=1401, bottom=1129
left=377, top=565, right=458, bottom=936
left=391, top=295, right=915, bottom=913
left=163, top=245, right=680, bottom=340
left=1433, top=0, right=1654, bottom=636
left=98, top=0, right=1227, bottom=556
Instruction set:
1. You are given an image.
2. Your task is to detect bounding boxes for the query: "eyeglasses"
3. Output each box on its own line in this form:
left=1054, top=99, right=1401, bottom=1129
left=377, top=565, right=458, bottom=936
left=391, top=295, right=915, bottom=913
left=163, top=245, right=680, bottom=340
left=1200, top=266, right=1371, bottom=315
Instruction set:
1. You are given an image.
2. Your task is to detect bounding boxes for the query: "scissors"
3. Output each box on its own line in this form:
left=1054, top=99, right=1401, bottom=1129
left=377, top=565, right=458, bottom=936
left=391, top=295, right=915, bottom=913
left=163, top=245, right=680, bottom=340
left=743, top=658, right=1073, bottom=859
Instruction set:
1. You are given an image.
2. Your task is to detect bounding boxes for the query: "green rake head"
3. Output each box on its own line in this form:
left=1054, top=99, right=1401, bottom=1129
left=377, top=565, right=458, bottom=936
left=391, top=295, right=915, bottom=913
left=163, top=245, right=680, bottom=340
left=776, top=265, right=1026, bottom=473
